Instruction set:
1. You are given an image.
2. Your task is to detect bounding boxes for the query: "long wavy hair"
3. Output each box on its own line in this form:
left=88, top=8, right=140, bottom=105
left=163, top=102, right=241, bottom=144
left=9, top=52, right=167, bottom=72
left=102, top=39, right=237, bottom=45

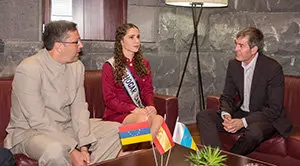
left=114, top=23, right=149, bottom=83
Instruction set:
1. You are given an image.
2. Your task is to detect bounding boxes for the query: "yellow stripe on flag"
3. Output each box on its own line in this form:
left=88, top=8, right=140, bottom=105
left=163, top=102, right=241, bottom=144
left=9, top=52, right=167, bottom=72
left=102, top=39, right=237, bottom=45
left=120, top=134, right=152, bottom=145
left=156, top=126, right=172, bottom=152
left=191, top=140, right=199, bottom=151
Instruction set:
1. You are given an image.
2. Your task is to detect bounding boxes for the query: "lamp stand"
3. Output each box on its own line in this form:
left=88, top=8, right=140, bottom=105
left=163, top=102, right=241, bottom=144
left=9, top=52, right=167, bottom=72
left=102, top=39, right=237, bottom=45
left=176, top=2, right=205, bottom=110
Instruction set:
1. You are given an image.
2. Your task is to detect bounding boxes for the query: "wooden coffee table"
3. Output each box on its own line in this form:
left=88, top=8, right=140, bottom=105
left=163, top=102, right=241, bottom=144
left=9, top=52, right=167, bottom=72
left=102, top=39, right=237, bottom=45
left=94, top=144, right=275, bottom=166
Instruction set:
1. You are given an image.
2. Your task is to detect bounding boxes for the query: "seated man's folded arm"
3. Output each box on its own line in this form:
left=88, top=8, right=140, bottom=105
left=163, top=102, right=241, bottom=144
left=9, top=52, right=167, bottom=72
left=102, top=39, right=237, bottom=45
left=13, top=63, right=78, bottom=152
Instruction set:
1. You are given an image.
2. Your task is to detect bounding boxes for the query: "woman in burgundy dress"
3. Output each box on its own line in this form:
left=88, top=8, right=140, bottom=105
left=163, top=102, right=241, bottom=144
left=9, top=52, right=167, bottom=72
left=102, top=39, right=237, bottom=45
left=102, top=23, right=163, bottom=139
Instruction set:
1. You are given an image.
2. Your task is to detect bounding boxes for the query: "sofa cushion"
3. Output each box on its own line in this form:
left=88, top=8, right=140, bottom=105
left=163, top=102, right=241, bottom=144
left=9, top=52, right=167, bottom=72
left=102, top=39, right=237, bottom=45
left=15, top=154, right=38, bottom=166
left=280, top=156, right=300, bottom=166
left=219, top=132, right=287, bottom=156
left=287, top=127, right=300, bottom=160
left=254, top=134, right=286, bottom=156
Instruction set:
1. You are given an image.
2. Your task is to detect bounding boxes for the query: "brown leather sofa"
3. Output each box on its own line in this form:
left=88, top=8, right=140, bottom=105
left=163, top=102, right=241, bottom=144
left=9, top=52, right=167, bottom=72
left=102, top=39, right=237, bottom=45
left=0, top=70, right=178, bottom=166
left=206, top=75, right=300, bottom=166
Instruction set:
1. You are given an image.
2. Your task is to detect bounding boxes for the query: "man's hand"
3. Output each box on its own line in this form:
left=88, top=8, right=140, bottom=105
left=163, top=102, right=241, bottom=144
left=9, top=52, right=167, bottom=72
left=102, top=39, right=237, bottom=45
left=223, top=115, right=232, bottom=121
left=80, top=146, right=90, bottom=165
left=222, top=118, right=244, bottom=133
left=145, top=106, right=157, bottom=115
left=70, top=149, right=88, bottom=166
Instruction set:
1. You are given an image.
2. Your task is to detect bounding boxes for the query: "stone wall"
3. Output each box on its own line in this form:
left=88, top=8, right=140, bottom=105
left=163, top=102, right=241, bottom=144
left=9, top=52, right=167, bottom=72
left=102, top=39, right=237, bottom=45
left=0, top=40, right=41, bottom=77
left=0, top=0, right=41, bottom=41
left=0, top=0, right=300, bottom=123
left=128, top=0, right=300, bottom=123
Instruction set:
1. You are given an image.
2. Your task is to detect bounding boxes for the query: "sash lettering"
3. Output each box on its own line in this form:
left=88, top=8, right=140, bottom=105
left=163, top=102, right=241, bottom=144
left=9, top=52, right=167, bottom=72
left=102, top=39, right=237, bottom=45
left=107, top=57, right=145, bottom=108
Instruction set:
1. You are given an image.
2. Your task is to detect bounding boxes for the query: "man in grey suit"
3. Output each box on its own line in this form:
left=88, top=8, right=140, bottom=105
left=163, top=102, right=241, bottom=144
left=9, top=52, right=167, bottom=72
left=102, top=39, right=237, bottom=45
left=4, top=20, right=121, bottom=166
left=197, top=27, right=292, bottom=155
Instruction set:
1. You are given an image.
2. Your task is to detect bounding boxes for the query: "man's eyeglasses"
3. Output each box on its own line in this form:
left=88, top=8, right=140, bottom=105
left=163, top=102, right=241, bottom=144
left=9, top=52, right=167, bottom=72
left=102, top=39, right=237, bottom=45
left=59, top=40, right=81, bottom=45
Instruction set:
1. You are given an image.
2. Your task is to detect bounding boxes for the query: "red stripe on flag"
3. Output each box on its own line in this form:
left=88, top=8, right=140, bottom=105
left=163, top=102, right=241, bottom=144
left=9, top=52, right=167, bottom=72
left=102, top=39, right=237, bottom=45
left=118, top=121, right=150, bottom=132
left=153, top=121, right=175, bottom=154
left=154, top=138, right=166, bottom=154
left=161, top=121, right=175, bottom=147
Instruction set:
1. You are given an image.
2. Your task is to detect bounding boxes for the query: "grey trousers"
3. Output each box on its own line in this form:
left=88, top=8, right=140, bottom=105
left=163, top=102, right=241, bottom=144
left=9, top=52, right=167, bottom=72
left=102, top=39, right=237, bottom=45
left=11, top=119, right=121, bottom=166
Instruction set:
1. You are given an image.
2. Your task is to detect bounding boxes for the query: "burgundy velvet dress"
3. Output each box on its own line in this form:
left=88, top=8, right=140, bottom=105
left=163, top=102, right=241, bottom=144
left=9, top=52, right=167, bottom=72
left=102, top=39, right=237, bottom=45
left=102, top=57, right=154, bottom=123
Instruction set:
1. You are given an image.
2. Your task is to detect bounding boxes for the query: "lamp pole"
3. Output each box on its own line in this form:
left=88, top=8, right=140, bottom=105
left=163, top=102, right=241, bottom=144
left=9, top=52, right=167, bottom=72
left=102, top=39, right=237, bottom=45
left=176, top=2, right=205, bottom=110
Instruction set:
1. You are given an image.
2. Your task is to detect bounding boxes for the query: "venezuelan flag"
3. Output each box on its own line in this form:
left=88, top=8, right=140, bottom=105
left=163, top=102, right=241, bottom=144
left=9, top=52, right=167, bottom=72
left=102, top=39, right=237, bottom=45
left=153, top=121, right=175, bottom=154
left=119, top=121, right=152, bottom=145
left=173, top=122, right=198, bottom=151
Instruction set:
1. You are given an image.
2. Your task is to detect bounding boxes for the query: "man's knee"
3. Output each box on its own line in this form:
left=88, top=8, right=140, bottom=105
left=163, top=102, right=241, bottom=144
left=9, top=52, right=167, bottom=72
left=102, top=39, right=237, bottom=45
left=108, top=121, right=121, bottom=130
left=147, top=115, right=164, bottom=129
left=196, top=110, right=216, bottom=122
left=245, top=123, right=268, bottom=142
left=196, top=110, right=206, bottom=121
left=136, top=114, right=148, bottom=122
left=41, top=141, right=68, bottom=161
left=126, top=114, right=148, bottom=123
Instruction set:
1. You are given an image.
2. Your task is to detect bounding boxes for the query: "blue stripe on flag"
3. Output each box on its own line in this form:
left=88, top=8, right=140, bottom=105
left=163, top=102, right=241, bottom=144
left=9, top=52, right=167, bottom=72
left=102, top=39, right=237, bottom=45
left=119, top=128, right=151, bottom=139
left=180, top=125, right=192, bottom=148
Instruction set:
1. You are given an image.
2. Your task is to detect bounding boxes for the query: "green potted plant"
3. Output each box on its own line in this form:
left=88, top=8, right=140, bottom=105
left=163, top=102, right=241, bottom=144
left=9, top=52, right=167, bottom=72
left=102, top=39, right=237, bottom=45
left=186, top=146, right=227, bottom=166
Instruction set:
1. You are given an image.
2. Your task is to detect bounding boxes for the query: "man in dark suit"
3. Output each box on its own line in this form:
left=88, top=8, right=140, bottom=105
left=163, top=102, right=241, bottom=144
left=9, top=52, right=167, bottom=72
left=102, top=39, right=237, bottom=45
left=196, top=27, right=292, bottom=155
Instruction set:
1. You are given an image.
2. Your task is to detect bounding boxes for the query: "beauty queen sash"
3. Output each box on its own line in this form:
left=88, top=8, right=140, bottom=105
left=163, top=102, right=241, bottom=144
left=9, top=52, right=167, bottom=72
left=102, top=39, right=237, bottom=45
left=107, top=57, right=145, bottom=108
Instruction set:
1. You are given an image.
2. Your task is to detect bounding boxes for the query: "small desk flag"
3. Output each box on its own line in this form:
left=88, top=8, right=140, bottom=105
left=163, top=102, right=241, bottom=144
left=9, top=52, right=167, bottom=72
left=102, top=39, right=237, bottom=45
left=153, top=121, right=175, bottom=154
left=119, top=121, right=152, bottom=145
left=173, top=122, right=198, bottom=151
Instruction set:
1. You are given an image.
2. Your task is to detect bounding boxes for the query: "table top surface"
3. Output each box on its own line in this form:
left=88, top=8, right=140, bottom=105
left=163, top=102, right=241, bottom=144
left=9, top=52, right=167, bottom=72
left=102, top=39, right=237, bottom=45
left=94, top=144, right=276, bottom=166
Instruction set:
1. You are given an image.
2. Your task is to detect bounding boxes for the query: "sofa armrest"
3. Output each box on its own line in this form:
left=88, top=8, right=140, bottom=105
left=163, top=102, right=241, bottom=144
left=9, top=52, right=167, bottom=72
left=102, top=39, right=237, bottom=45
left=153, top=93, right=178, bottom=134
left=206, top=95, right=220, bottom=111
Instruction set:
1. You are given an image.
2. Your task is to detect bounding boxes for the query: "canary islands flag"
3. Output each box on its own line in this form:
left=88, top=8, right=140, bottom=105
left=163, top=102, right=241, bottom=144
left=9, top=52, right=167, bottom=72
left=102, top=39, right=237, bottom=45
left=153, top=121, right=175, bottom=154
left=173, top=122, right=198, bottom=151
left=119, top=121, right=152, bottom=145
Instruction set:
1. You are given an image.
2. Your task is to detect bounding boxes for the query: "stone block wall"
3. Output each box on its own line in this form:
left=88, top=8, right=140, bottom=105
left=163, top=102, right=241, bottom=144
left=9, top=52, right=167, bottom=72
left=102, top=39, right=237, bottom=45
left=0, top=0, right=41, bottom=41
left=0, top=40, right=41, bottom=77
left=128, top=0, right=300, bottom=123
left=1, top=0, right=300, bottom=123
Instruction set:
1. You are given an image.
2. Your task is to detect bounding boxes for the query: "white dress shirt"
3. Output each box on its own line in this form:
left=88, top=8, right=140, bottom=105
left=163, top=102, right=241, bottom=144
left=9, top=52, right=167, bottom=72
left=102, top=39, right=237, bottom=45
left=221, top=53, right=258, bottom=128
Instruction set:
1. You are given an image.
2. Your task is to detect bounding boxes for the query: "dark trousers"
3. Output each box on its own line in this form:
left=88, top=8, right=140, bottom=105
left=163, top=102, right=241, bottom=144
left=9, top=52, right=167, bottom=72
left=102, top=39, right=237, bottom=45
left=0, top=148, right=16, bottom=166
left=196, top=110, right=276, bottom=155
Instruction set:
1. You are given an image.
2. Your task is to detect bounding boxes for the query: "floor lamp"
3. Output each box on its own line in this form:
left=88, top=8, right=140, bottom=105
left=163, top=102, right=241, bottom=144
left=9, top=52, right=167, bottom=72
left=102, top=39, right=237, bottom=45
left=165, top=0, right=228, bottom=110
